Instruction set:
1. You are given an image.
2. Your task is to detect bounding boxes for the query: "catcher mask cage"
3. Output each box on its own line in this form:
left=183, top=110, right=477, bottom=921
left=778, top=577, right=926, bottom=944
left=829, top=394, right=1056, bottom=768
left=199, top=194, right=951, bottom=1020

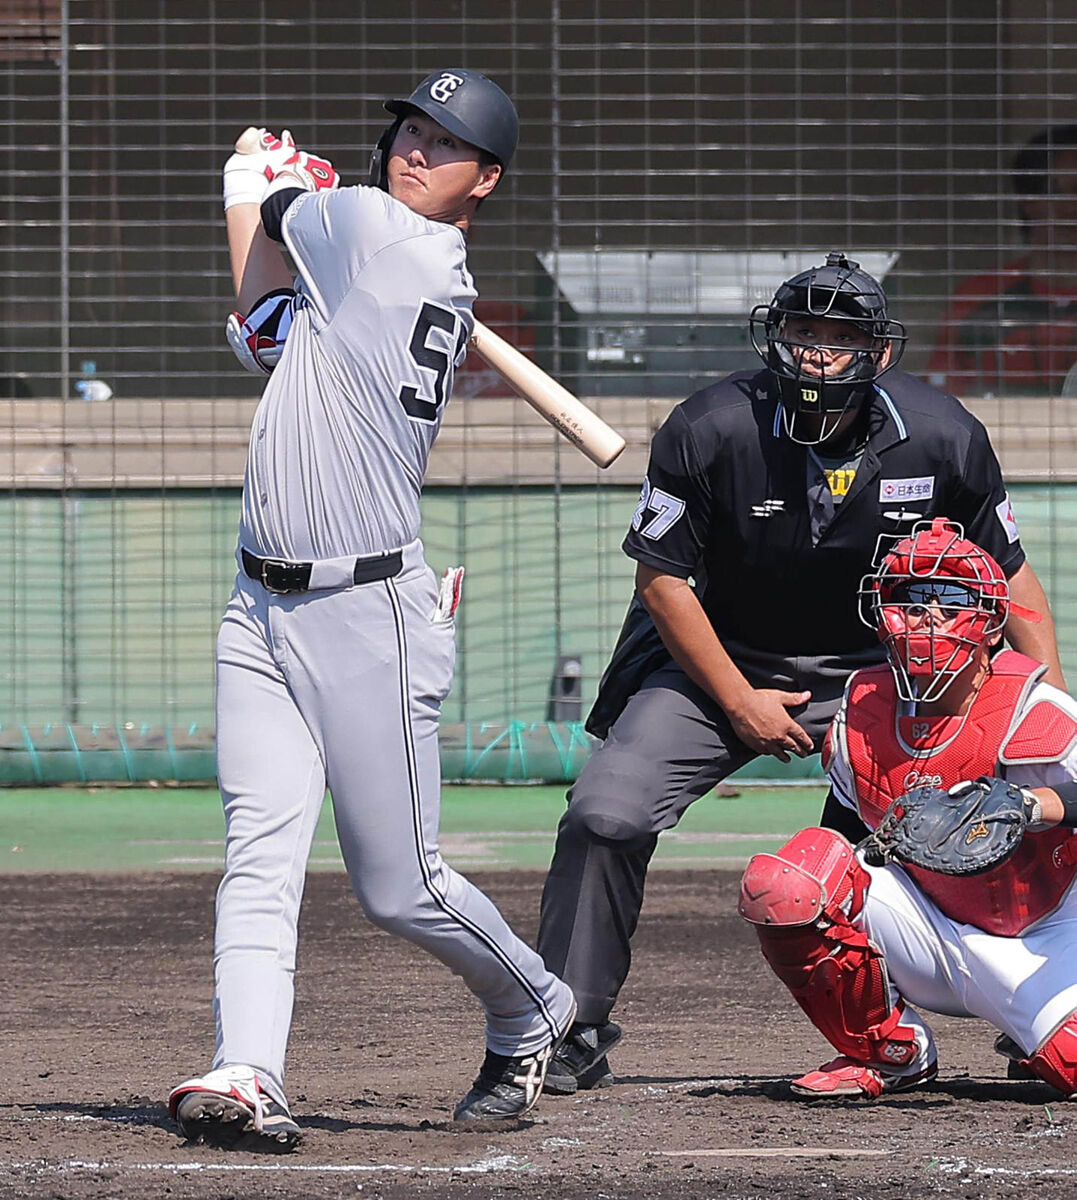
left=749, top=252, right=907, bottom=445
left=368, top=68, right=519, bottom=189
left=859, top=517, right=1009, bottom=702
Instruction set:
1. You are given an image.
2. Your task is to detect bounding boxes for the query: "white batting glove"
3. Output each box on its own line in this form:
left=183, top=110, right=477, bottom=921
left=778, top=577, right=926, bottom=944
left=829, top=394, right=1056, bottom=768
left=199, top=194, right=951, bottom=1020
left=222, top=128, right=296, bottom=211
left=264, top=149, right=340, bottom=200
left=434, top=566, right=465, bottom=621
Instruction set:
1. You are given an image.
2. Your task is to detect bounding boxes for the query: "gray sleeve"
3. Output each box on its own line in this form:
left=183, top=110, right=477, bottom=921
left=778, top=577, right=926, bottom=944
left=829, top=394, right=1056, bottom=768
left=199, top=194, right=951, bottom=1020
left=281, top=186, right=404, bottom=324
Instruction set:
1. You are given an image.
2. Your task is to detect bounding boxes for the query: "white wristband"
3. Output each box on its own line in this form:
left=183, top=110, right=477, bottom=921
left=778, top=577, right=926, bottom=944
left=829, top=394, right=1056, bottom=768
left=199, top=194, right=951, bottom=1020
left=223, top=163, right=269, bottom=211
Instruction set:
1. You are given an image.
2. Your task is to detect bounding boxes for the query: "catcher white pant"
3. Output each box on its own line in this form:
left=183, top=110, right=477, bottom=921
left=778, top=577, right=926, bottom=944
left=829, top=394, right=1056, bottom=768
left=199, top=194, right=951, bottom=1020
left=211, top=538, right=573, bottom=1104
left=861, top=855, right=1077, bottom=1054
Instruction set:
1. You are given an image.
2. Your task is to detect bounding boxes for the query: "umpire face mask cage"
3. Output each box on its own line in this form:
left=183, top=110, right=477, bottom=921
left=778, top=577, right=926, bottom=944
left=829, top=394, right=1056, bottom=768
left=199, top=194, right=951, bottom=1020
left=858, top=518, right=1009, bottom=703
left=749, top=252, right=907, bottom=446
left=369, top=68, right=519, bottom=190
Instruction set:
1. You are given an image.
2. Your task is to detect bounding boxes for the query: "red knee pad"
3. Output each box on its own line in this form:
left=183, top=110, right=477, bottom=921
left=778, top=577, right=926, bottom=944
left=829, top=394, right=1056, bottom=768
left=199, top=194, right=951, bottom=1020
left=739, top=827, right=918, bottom=1068
left=1027, top=1012, right=1077, bottom=1095
left=739, top=826, right=867, bottom=928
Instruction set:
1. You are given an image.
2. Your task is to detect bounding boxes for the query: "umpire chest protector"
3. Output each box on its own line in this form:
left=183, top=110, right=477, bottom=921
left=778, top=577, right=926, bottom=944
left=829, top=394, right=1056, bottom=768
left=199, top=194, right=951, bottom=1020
left=837, top=649, right=1077, bottom=934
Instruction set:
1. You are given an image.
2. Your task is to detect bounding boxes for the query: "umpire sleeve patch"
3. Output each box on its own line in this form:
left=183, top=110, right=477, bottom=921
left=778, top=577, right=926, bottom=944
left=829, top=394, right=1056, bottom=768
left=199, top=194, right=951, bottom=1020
left=631, top=477, right=686, bottom=540
left=996, top=494, right=1020, bottom=544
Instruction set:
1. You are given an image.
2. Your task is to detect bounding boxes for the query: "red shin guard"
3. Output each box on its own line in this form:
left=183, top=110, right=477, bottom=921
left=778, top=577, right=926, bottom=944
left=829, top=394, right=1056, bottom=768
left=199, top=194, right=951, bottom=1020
left=740, top=826, right=919, bottom=1068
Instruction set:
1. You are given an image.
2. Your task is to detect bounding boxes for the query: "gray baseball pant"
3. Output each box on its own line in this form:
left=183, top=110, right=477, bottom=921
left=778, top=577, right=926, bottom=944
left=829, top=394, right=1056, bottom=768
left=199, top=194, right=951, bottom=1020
left=536, top=643, right=883, bottom=1026
left=211, top=538, right=574, bottom=1104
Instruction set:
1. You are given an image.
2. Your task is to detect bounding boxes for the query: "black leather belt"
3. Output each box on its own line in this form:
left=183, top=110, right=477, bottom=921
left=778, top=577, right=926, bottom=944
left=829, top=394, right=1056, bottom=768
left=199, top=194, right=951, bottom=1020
left=241, top=547, right=403, bottom=594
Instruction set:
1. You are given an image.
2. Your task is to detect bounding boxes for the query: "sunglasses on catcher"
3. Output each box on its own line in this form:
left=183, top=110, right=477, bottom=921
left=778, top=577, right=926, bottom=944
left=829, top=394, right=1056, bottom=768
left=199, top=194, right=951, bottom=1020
left=885, top=580, right=982, bottom=620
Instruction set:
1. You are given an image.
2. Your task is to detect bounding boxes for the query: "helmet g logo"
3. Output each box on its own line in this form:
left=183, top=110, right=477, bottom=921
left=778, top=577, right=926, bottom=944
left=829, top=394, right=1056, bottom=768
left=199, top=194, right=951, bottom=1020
left=429, top=72, right=465, bottom=103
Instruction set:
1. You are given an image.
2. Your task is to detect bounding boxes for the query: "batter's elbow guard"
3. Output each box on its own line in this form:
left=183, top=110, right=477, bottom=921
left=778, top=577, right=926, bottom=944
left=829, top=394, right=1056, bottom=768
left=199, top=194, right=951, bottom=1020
left=226, top=288, right=298, bottom=375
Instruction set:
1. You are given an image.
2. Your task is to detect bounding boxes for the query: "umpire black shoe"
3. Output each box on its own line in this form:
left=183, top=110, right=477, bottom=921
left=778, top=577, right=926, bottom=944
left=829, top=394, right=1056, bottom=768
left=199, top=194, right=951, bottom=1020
left=995, top=1032, right=1038, bottom=1081
left=542, top=1021, right=622, bottom=1095
left=454, top=1005, right=577, bottom=1123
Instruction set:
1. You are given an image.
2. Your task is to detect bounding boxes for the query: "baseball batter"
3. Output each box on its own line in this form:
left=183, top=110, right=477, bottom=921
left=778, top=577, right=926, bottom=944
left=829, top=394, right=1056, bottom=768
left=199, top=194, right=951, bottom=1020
left=168, top=70, right=575, bottom=1152
left=740, top=519, right=1077, bottom=1099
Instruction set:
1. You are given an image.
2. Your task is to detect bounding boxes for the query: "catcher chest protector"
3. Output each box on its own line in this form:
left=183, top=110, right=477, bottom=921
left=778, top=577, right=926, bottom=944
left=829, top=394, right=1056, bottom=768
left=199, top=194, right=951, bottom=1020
left=739, top=827, right=922, bottom=1069
left=841, top=650, right=1077, bottom=935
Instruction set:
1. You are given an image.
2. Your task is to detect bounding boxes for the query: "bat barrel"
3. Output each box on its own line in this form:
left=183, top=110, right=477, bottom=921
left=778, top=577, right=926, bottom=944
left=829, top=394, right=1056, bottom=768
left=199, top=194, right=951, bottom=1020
left=468, top=321, right=626, bottom=468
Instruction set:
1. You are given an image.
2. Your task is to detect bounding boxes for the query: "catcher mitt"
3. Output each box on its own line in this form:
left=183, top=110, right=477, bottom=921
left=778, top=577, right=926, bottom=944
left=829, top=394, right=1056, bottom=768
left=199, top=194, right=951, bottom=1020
left=861, top=776, right=1042, bottom=876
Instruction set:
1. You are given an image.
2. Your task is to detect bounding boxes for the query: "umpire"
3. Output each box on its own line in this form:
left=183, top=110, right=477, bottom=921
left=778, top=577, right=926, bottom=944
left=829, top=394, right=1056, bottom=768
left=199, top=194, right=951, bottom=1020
left=536, top=252, right=1065, bottom=1094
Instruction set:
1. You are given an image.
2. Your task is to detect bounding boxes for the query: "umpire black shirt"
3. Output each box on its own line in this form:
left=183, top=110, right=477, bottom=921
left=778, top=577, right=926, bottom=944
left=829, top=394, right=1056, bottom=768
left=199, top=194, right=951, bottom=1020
left=623, top=367, right=1025, bottom=656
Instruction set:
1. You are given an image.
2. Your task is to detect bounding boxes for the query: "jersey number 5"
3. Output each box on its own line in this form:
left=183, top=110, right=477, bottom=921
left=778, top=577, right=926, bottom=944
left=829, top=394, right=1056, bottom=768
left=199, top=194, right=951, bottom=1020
left=399, top=300, right=469, bottom=424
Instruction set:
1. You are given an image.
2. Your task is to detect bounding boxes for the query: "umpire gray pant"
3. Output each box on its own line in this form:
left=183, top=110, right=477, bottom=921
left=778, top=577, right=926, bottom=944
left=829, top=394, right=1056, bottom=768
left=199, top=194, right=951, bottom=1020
left=536, top=641, right=883, bottom=1026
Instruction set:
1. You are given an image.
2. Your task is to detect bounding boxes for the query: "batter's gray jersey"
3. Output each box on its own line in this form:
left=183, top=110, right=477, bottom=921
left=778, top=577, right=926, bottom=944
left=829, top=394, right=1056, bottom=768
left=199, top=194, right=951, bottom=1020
left=239, top=185, right=476, bottom=561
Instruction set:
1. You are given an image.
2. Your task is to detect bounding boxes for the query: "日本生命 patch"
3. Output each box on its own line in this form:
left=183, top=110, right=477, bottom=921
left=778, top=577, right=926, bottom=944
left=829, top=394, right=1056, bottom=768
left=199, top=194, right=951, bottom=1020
left=879, top=476, right=934, bottom=502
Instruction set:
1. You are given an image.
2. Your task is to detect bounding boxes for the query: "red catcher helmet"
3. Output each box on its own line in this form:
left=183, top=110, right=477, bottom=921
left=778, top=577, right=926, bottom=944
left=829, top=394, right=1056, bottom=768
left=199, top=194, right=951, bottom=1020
left=859, top=518, right=1009, bottom=702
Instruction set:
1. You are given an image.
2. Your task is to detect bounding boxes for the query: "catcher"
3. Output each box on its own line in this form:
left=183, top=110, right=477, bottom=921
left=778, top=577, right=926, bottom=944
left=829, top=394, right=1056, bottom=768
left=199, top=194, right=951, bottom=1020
left=739, top=517, right=1077, bottom=1099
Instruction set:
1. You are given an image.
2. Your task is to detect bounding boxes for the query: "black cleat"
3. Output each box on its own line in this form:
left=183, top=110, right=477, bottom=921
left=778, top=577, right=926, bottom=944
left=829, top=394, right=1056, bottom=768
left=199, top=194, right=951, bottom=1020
left=454, top=1005, right=577, bottom=1123
left=995, top=1032, right=1037, bottom=1081
left=542, top=1021, right=622, bottom=1095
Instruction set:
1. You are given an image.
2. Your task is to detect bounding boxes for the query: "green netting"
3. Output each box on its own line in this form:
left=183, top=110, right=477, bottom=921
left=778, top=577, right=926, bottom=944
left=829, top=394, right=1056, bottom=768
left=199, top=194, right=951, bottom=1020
left=0, top=720, right=599, bottom=786
left=0, top=488, right=637, bottom=730
left=0, top=720, right=828, bottom=787
left=2, top=483, right=1075, bottom=785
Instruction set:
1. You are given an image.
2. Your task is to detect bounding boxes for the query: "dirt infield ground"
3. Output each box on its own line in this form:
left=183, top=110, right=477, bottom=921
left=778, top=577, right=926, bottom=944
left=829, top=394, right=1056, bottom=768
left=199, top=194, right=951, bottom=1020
left=2, top=870, right=1075, bottom=1200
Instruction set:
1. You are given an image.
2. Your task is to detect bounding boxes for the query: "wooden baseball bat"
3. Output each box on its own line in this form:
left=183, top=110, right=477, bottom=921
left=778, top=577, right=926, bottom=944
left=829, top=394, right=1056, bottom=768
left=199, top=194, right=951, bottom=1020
left=468, top=321, right=626, bottom=468
left=235, top=129, right=626, bottom=468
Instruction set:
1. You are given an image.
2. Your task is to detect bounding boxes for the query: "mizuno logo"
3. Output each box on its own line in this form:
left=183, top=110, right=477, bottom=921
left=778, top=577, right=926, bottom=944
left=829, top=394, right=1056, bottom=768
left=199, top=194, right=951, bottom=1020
left=751, top=499, right=785, bottom=518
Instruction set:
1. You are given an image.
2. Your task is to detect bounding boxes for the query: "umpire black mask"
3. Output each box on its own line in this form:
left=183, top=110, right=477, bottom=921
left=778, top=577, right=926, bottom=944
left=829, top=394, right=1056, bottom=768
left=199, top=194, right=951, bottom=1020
left=749, top=253, right=907, bottom=446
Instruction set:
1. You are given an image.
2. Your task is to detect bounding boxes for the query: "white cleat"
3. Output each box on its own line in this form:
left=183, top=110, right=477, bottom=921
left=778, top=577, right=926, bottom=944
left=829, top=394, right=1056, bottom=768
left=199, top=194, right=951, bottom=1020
left=168, top=1064, right=301, bottom=1152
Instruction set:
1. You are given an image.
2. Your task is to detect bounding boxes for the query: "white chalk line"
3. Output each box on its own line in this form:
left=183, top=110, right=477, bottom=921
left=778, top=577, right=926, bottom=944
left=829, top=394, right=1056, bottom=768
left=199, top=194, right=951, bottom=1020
left=3, top=1151, right=531, bottom=1176
left=935, top=1156, right=1077, bottom=1178
left=5, top=1113, right=146, bottom=1124
left=660, top=1148, right=891, bottom=1159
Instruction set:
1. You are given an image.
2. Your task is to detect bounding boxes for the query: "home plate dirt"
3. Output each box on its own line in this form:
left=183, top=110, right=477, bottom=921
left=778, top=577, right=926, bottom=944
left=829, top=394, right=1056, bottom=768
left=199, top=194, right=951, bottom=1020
left=1, top=870, right=1073, bottom=1199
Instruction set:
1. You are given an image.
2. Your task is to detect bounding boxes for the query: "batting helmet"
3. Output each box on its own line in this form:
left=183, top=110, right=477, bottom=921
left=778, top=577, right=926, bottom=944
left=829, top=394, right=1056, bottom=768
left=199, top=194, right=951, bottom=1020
left=748, top=252, right=907, bottom=445
left=368, top=69, right=519, bottom=189
left=859, top=518, right=1009, bottom=702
